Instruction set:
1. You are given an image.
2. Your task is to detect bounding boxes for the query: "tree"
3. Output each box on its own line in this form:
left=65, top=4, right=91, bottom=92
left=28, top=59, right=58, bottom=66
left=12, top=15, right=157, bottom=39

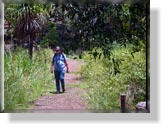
left=5, top=4, right=53, bottom=59
left=48, top=1, right=147, bottom=57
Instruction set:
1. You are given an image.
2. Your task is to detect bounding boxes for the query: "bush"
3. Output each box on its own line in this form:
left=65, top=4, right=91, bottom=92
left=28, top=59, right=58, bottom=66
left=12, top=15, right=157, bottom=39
left=40, top=23, right=59, bottom=48
left=4, top=48, right=55, bottom=110
left=80, top=44, right=146, bottom=110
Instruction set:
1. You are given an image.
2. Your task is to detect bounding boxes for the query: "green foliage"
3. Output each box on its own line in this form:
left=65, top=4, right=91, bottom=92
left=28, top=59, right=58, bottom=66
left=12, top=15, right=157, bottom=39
left=4, top=48, right=54, bottom=110
left=4, top=1, right=148, bottom=111
left=5, top=4, right=55, bottom=58
left=5, top=2, right=148, bottom=57
left=5, top=4, right=50, bottom=32
left=40, top=23, right=59, bottom=48
left=56, top=2, right=147, bottom=55
left=80, top=45, right=146, bottom=110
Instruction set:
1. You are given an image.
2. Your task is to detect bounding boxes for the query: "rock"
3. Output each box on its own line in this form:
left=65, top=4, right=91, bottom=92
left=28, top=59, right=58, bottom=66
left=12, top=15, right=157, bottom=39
left=136, top=101, right=146, bottom=110
left=126, top=84, right=146, bottom=110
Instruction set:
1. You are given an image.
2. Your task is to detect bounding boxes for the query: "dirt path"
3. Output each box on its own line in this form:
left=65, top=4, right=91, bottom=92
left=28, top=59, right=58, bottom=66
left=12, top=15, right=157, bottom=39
left=33, top=58, right=88, bottom=110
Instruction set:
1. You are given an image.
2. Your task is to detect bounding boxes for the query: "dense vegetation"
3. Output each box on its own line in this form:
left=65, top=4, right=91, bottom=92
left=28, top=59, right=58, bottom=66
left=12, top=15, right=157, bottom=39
left=5, top=49, right=54, bottom=109
left=5, top=1, right=148, bottom=55
left=4, top=0, right=149, bottom=110
left=80, top=44, right=146, bottom=110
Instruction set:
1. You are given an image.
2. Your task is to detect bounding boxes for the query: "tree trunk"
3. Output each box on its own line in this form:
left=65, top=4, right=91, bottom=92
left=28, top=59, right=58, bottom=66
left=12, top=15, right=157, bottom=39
left=29, top=35, right=33, bottom=59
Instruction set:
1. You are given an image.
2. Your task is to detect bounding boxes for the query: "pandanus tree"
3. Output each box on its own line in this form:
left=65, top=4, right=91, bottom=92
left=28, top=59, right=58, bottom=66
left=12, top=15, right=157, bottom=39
left=6, top=4, right=52, bottom=59
left=15, top=4, right=44, bottom=59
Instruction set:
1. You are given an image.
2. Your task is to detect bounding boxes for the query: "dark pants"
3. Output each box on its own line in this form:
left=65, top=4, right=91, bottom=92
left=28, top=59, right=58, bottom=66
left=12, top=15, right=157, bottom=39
left=54, top=71, right=65, bottom=92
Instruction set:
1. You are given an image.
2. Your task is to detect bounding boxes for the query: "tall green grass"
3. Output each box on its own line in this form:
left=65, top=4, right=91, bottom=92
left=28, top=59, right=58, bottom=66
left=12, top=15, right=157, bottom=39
left=5, top=48, right=55, bottom=110
left=80, top=45, right=146, bottom=110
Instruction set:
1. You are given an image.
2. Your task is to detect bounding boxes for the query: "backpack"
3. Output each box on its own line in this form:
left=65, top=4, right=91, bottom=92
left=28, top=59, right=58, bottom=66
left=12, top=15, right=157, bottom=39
left=53, top=53, right=66, bottom=64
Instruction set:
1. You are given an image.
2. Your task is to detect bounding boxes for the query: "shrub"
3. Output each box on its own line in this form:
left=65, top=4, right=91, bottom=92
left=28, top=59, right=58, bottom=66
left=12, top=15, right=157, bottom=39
left=4, top=48, right=54, bottom=110
left=80, top=44, right=146, bottom=110
left=40, top=23, right=59, bottom=48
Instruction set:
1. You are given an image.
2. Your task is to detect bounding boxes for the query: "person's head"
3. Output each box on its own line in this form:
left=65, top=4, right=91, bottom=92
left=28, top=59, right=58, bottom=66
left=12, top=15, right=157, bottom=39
left=53, top=46, right=61, bottom=54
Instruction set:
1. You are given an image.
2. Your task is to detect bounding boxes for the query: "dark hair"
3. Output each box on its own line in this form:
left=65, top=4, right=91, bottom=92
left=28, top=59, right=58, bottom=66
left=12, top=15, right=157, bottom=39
left=53, top=46, right=61, bottom=51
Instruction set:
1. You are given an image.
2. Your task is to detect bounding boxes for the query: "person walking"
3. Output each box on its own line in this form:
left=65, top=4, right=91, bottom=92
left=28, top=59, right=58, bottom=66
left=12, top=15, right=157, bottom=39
left=50, top=46, right=69, bottom=93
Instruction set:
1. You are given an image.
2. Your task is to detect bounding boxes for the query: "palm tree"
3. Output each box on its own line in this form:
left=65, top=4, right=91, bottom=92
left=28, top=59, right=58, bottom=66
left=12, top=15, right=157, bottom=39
left=6, top=4, right=52, bottom=59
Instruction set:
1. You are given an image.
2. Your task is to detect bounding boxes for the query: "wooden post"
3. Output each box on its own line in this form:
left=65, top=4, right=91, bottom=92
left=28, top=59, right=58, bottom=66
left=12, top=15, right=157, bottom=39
left=120, top=94, right=126, bottom=113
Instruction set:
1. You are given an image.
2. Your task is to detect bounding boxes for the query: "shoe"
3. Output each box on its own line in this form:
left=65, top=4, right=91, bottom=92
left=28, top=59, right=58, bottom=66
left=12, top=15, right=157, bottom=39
left=62, top=89, right=65, bottom=93
left=55, top=91, right=60, bottom=94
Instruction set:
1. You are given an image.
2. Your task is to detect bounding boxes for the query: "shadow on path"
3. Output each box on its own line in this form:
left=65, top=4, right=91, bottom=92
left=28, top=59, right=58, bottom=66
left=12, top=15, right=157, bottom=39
left=32, top=58, right=88, bottom=110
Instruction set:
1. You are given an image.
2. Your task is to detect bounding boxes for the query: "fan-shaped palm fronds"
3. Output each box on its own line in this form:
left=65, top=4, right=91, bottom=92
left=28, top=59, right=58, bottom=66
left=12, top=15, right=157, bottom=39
left=6, top=4, right=52, bottom=59
left=15, top=7, right=44, bottom=36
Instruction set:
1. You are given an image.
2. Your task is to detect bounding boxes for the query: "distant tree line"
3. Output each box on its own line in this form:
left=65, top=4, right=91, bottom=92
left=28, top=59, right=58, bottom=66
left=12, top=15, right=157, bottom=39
left=5, top=0, right=149, bottom=58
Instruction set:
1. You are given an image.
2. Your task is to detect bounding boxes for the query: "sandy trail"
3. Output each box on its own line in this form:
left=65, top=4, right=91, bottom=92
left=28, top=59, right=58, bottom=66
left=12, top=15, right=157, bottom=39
left=33, top=58, right=87, bottom=110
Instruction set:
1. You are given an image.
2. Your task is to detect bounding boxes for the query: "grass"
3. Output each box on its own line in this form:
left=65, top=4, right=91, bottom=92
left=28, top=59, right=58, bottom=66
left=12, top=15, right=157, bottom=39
left=80, top=44, right=146, bottom=110
left=4, top=45, right=146, bottom=111
left=4, top=48, right=55, bottom=110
